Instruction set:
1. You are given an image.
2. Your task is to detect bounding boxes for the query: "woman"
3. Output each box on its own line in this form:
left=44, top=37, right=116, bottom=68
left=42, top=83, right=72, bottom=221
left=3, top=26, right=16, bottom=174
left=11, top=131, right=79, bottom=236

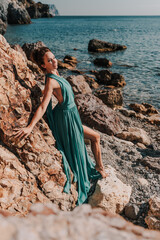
left=13, top=47, right=108, bottom=205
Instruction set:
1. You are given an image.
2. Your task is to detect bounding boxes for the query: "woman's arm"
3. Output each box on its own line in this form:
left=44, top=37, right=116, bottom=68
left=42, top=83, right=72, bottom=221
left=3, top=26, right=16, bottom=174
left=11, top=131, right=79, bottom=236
left=13, top=78, right=55, bottom=140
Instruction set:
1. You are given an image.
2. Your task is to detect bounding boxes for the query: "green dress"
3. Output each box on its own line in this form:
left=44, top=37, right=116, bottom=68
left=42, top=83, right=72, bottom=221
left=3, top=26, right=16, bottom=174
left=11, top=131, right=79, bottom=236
left=45, top=73, right=102, bottom=206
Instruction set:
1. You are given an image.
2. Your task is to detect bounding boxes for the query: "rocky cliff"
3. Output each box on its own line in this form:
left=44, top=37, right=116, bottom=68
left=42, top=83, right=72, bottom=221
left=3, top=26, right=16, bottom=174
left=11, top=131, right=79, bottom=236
left=0, top=33, right=160, bottom=235
left=0, top=0, right=59, bottom=35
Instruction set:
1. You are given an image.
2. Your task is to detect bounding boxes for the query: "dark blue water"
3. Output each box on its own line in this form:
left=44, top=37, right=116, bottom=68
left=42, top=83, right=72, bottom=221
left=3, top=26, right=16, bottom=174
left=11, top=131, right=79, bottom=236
left=4, top=16, right=160, bottom=110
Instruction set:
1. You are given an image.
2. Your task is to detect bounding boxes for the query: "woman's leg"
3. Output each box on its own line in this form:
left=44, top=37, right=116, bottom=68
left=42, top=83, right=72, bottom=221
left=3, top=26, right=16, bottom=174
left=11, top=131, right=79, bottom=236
left=82, top=125, right=108, bottom=178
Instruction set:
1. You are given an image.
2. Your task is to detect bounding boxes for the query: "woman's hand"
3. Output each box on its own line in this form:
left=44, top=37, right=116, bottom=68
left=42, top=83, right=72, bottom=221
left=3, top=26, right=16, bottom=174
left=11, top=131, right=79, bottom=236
left=13, top=126, right=33, bottom=141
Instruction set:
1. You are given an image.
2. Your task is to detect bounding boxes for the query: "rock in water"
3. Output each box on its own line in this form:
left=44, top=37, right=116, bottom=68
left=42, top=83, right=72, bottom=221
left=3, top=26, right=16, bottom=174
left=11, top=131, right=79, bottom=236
left=88, top=39, right=127, bottom=52
left=7, top=2, right=31, bottom=24
left=88, top=165, right=132, bottom=214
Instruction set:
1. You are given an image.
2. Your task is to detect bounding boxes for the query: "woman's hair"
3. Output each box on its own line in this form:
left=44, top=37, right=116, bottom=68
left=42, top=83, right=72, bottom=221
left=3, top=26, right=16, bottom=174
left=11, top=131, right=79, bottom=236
left=31, top=46, right=51, bottom=71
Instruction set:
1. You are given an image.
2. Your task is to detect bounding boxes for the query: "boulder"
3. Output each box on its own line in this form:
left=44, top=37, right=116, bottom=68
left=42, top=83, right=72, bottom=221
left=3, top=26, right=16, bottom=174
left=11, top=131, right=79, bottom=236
left=75, top=93, right=122, bottom=135
left=63, top=55, right=77, bottom=65
left=129, top=103, right=159, bottom=116
left=145, top=196, right=160, bottom=230
left=0, top=34, right=78, bottom=210
left=22, top=41, right=46, bottom=61
left=0, top=4, right=7, bottom=35
left=93, top=58, right=112, bottom=67
left=0, top=203, right=160, bottom=240
left=95, top=70, right=126, bottom=87
left=88, top=39, right=127, bottom=52
left=0, top=145, right=50, bottom=215
left=88, top=165, right=132, bottom=214
left=84, top=75, right=99, bottom=89
left=66, top=75, right=92, bottom=95
left=141, top=157, right=160, bottom=174
left=94, top=88, right=123, bottom=109
left=7, top=1, right=31, bottom=24
left=116, top=127, right=151, bottom=146
left=125, top=204, right=139, bottom=220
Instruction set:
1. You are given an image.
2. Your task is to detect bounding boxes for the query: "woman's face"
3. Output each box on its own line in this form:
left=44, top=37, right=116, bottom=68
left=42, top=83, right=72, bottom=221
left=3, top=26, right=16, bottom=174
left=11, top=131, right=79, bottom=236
left=42, top=51, right=58, bottom=72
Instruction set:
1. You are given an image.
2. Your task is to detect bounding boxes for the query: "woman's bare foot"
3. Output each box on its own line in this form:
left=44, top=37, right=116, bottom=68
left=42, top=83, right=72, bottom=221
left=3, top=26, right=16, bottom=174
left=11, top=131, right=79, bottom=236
left=95, top=165, right=109, bottom=178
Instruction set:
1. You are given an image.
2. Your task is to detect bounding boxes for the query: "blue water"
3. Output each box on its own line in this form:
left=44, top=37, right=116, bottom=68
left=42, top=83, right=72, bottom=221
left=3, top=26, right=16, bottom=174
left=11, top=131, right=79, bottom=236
left=4, top=16, right=160, bottom=110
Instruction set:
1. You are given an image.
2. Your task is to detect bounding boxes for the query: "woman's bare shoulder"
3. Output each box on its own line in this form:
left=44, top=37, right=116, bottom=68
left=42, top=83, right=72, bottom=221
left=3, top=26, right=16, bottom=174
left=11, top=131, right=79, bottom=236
left=46, top=77, right=59, bottom=88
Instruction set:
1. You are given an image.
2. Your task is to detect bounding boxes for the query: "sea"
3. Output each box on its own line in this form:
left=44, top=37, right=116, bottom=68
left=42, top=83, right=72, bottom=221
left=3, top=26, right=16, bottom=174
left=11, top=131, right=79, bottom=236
left=4, top=16, right=160, bottom=110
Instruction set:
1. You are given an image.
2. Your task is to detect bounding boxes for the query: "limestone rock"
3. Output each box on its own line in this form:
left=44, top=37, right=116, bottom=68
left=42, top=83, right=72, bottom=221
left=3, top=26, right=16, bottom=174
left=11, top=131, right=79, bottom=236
left=75, top=93, right=122, bottom=135
left=145, top=196, right=160, bottom=230
left=94, top=88, right=123, bottom=109
left=0, top=145, right=50, bottom=215
left=116, top=127, right=151, bottom=146
left=88, top=166, right=132, bottom=214
left=88, top=39, right=127, bottom=52
left=66, top=75, right=92, bottom=95
left=0, top=34, right=78, bottom=210
left=0, top=203, right=160, bottom=240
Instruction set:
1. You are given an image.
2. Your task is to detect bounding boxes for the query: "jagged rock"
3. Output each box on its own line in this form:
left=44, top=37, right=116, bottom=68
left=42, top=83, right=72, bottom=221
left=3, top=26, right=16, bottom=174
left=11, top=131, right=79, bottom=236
left=129, top=103, right=159, bottom=116
left=94, top=88, right=123, bottom=109
left=66, top=75, right=92, bottom=95
left=84, top=75, right=99, bottom=89
left=93, top=58, right=112, bottom=67
left=75, top=93, right=122, bottom=135
left=27, top=1, right=53, bottom=18
left=95, top=70, right=126, bottom=87
left=22, top=41, right=46, bottom=61
left=88, top=39, right=127, bottom=52
left=0, top=34, right=78, bottom=210
left=145, top=196, right=160, bottom=230
left=48, top=4, right=59, bottom=16
left=116, top=127, right=151, bottom=146
left=11, top=44, right=27, bottom=61
left=0, top=203, right=160, bottom=240
left=58, top=60, right=76, bottom=70
left=88, top=166, right=132, bottom=214
left=0, top=3, right=7, bottom=35
left=7, top=1, right=31, bottom=24
left=141, top=157, right=160, bottom=174
left=63, top=55, right=77, bottom=65
left=0, top=145, right=50, bottom=215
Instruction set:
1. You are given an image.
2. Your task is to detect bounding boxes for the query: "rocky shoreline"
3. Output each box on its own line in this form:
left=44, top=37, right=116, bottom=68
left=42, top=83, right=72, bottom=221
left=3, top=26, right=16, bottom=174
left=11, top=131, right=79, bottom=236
left=0, top=34, right=160, bottom=238
left=0, top=0, right=59, bottom=35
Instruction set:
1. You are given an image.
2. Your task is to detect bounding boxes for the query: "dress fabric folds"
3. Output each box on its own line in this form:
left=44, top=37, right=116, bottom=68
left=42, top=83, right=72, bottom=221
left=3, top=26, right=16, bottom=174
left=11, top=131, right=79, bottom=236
left=45, top=73, right=102, bottom=205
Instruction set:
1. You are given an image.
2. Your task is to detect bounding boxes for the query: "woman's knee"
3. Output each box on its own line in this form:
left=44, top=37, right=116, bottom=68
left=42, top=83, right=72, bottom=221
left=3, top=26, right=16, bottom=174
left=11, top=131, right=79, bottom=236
left=91, top=132, right=100, bottom=143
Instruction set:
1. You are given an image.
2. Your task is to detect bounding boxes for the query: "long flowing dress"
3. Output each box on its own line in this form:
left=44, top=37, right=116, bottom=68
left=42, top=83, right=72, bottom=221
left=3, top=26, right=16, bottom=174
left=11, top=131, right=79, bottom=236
left=45, top=73, right=102, bottom=206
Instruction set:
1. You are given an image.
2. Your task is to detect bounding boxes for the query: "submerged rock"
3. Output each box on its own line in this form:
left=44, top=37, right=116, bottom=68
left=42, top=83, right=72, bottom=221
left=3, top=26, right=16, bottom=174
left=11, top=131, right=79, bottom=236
left=88, top=39, right=127, bottom=52
left=93, top=58, right=112, bottom=67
